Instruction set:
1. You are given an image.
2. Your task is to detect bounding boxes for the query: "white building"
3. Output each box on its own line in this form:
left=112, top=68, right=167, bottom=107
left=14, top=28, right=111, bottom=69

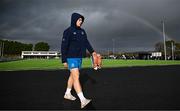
left=150, top=52, right=162, bottom=60
left=151, top=52, right=162, bottom=57
left=21, top=51, right=60, bottom=59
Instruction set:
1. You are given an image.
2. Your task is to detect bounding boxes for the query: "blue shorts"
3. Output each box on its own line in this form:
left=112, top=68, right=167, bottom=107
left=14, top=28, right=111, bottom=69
left=67, top=58, right=82, bottom=70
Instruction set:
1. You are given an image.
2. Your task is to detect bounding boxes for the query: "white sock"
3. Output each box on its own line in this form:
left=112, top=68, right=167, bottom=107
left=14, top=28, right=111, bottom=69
left=77, top=92, right=86, bottom=102
left=65, top=88, right=71, bottom=95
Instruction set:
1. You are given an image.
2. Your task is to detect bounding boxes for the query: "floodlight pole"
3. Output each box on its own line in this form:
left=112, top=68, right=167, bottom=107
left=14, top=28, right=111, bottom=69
left=162, top=20, right=167, bottom=60
left=171, top=41, right=174, bottom=60
left=0, top=41, right=2, bottom=57
left=112, top=38, right=115, bottom=55
left=2, top=42, right=4, bottom=57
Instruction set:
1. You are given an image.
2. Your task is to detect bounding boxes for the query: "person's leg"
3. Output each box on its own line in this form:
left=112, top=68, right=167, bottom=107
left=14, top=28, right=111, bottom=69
left=64, top=59, right=76, bottom=101
left=70, top=68, right=82, bottom=93
left=65, top=72, right=73, bottom=93
left=67, top=72, right=73, bottom=89
left=71, top=68, right=91, bottom=108
left=64, top=72, right=77, bottom=100
left=66, top=58, right=74, bottom=92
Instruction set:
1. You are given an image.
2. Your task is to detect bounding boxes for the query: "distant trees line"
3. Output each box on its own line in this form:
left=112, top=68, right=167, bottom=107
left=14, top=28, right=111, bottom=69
left=97, top=40, right=180, bottom=60
left=1, top=39, right=180, bottom=59
left=155, top=40, right=180, bottom=56
left=0, top=39, right=50, bottom=57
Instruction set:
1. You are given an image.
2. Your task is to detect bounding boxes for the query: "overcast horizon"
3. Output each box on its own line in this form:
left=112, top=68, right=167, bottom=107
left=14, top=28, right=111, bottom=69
left=0, top=0, right=180, bottom=52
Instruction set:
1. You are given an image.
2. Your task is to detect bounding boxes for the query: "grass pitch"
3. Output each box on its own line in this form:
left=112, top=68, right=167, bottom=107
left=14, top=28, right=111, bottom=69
left=0, top=58, right=180, bottom=71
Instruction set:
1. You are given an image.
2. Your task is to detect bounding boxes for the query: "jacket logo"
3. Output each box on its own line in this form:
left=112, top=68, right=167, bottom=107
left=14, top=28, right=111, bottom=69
left=71, top=63, right=75, bottom=67
left=81, top=31, right=84, bottom=35
left=73, top=32, right=76, bottom=35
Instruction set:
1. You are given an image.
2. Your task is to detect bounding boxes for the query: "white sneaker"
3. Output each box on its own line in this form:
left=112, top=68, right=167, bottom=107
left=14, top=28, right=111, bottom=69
left=94, top=67, right=98, bottom=70
left=64, top=93, right=76, bottom=101
left=81, top=99, right=91, bottom=109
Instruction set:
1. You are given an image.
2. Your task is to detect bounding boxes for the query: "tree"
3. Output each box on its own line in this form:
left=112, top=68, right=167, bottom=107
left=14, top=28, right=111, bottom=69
left=34, top=42, right=50, bottom=51
left=175, top=42, right=180, bottom=56
left=155, top=42, right=164, bottom=52
left=166, top=40, right=175, bottom=55
left=0, top=39, right=33, bottom=56
left=175, top=42, right=180, bottom=50
left=155, top=40, right=180, bottom=58
left=155, top=40, right=175, bottom=53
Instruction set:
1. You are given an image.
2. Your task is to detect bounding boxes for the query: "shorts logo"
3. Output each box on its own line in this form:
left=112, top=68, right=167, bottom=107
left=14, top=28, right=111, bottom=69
left=73, top=32, right=76, bottom=35
left=71, top=63, right=75, bottom=67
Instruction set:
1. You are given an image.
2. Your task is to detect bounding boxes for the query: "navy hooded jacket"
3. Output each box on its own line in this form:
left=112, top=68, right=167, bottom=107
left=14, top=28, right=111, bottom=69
left=61, top=13, right=94, bottom=63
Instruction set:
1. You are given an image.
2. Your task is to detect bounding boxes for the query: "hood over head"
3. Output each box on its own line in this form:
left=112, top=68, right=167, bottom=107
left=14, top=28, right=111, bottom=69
left=71, top=13, right=84, bottom=28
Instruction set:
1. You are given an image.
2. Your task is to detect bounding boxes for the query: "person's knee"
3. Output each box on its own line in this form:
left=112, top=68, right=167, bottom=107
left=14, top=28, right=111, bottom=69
left=69, top=72, right=73, bottom=79
left=72, top=73, right=79, bottom=81
left=71, top=68, right=79, bottom=80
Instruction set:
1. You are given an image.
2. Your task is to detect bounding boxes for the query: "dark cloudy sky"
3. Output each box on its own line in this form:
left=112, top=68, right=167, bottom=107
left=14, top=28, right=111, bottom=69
left=0, top=0, right=180, bottom=52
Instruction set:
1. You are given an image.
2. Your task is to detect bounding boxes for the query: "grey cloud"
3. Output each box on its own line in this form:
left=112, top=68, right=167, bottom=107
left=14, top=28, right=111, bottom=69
left=0, top=0, right=180, bottom=52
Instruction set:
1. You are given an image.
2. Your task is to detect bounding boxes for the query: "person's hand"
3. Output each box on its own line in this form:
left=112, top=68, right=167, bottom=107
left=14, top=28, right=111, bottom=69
left=92, top=51, right=97, bottom=56
left=63, top=62, right=68, bottom=68
left=91, top=51, right=102, bottom=70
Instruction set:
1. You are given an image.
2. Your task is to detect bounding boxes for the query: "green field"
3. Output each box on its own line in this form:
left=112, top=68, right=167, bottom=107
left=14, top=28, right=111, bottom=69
left=0, top=58, right=180, bottom=71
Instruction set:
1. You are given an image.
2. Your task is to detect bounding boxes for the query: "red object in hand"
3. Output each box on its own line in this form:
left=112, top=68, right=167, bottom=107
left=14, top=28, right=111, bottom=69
left=92, top=53, right=102, bottom=70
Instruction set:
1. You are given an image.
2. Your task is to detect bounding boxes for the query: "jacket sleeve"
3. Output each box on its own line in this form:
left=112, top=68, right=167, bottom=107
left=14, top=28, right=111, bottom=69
left=61, top=30, right=70, bottom=63
left=84, top=31, right=94, bottom=54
